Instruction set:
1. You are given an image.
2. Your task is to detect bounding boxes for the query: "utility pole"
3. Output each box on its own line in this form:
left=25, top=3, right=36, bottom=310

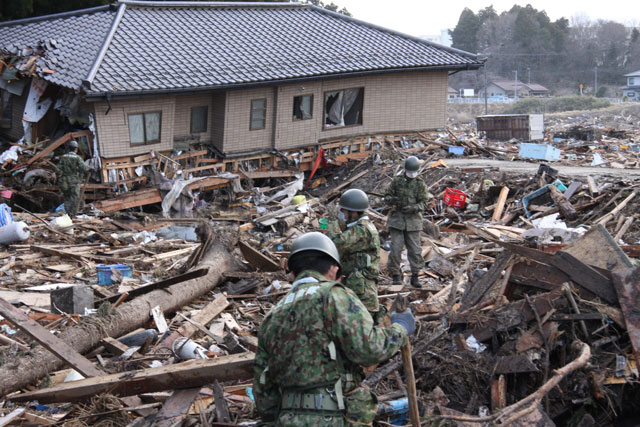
left=513, top=70, right=518, bottom=101
left=484, top=62, right=488, bottom=115
left=527, top=67, right=531, bottom=84
left=594, top=66, right=598, bottom=96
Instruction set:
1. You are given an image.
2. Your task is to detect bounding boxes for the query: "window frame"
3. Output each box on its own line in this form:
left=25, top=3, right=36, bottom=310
left=292, top=94, right=314, bottom=121
left=128, top=111, right=162, bottom=146
left=322, top=87, right=365, bottom=130
left=190, top=105, right=208, bottom=134
left=250, top=98, right=267, bottom=131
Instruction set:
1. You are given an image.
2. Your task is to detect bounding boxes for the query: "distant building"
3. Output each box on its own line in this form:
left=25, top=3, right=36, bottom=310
left=418, top=29, right=452, bottom=47
left=479, top=80, right=549, bottom=98
left=447, top=86, right=458, bottom=100
left=622, top=70, right=640, bottom=101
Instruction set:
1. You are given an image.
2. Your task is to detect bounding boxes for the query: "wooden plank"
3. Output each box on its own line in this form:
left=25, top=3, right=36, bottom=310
left=94, top=188, right=163, bottom=212
left=0, top=407, right=26, bottom=426
left=10, top=352, right=255, bottom=403
left=31, top=245, right=132, bottom=264
left=612, top=267, right=640, bottom=367
left=0, top=297, right=103, bottom=378
left=238, top=241, right=281, bottom=272
left=549, top=252, right=617, bottom=304
left=150, top=387, right=201, bottom=426
left=460, top=250, right=513, bottom=309
left=492, top=186, right=509, bottom=222
left=0, top=291, right=50, bottom=307
left=243, top=170, right=299, bottom=179
left=27, top=131, right=91, bottom=166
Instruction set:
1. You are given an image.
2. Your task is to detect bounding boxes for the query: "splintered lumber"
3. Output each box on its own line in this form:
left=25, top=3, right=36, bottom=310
left=0, top=298, right=102, bottom=378
left=27, top=130, right=91, bottom=166
left=548, top=184, right=577, bottom=220
left=0, top=241, right=235, bottom=397
left=148, top=388, right=202, bottom=426
left=238, top=241, right=280, bottom=272
left=460, top=250, right=513, bottom=309
left=596, top=189, right=638, bottom=225
left=94, top=188, right=163, bottom=212
left=10, top=353, right=254, bottom=403
left=612, top=267, right=640, bottom=367
left=492, top=186, right=509, bottom=222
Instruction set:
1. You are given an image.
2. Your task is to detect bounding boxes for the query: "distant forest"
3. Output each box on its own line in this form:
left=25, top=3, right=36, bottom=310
left=449, top=5, right=640, bottom=97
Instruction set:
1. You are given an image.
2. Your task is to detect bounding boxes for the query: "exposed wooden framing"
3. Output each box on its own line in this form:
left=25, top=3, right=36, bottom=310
left=492, top=186, right=509, bottom=222
left=27, top=130, right=92, bottom=166
left=10, top=353, right=255, bottom=403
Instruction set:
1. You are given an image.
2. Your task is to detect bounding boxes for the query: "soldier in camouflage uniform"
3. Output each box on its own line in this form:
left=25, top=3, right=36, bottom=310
left=55, top=140, right=90, bottom=216
left=326, top=189, right=381, bottom=319
left=254, top=232, right=416, bottom=426
left=384, top=156, right=429, bottom=287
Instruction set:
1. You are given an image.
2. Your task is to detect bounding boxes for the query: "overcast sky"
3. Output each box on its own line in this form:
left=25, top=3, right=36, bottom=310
left=335, top=1, right=638, bottom=39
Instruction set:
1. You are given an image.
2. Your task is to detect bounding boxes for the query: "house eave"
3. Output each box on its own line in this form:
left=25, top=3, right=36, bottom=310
left=85, top=64, right=481, bottom=101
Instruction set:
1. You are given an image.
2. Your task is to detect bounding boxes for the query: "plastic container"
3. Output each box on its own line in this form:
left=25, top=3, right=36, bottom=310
left=96, top=264, right=132, bottom=285
left=0, top=222, right=30, bottom=244
left=443, top=188, right=467, bottom=208
left=0, top=203, right=13, bottom=227
left=319, top=218, right=329, bottom=230
left=448, top=146, right=465, bottom=155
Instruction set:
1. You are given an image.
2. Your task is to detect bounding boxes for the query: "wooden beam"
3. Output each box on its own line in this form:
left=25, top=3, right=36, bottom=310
left=492, top=186, right=509, bottom=222
left=612, top=267, right=640, bottom=367
left=10, top=352, right=255, bottom=403
left=238, top=241, right=281, bottom=272
left=0, top=297, right=102, bottom=378
left=94, top=188, right=163, bottom=212
left=27, top=130, right=91, bottom=166
left=147, top=387, right=202, bottom=427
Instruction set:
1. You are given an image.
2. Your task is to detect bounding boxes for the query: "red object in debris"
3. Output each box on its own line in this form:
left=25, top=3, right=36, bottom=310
left=443, top=188, right=467, bottom=208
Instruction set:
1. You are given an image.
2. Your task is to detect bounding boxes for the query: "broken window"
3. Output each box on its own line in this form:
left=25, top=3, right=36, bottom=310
left=0, top=90, right=12, bottom=129
left=293, top=94, right=313, bottom=121
left=191, top=106, right=208, bottom=133
left=128, top=112, right=161, bottom=145
left=324, top=87, right=364, bottom=128
left=250, top=99, right=266, bottom=130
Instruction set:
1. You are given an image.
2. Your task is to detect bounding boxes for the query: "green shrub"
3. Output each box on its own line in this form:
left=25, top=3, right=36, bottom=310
left=503, top=96, right=610, bottom=114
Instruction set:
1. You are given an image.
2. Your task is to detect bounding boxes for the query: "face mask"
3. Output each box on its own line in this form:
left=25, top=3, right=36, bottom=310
left=338, top=210, right=348, bottom=223
left=406, top=171, right=418, bottom=179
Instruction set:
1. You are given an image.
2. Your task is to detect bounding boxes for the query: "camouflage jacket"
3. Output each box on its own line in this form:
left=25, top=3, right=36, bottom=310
left=56, top=152, right=88, bottom=185
left=384, top=174, right=429, bottom=231
left=327, top=215, right=380, bottom=279
left=253, top=270, right=406, bottom=422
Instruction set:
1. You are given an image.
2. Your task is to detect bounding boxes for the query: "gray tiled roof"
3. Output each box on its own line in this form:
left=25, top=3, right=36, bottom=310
left=1, top=2, right=481, bottom=95
left=0, top=6, right=115, bottom=90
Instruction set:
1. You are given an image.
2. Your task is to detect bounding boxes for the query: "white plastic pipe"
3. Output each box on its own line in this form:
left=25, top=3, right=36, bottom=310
left=0, top=221, right=30, bottom=244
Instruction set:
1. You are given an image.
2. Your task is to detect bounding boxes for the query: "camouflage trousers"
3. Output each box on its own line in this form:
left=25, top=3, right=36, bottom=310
left=62, top=184, right=81, bottom=216
left=273, top=386, right=377, bottom=426
left=387, top=228, right=423, bottom=275
left=343, top=271, right=379, bottom=314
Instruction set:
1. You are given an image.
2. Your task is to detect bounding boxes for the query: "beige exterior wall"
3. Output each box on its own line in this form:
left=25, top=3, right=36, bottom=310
left=222, top=70, right=448, bottom=152
left=210, top=92, right=226, bottom=152
left=173, top=92, right=213, bottom=144
left=221, top=86, right=274, bottom=153
left=94, top=97, right=176, bottom=158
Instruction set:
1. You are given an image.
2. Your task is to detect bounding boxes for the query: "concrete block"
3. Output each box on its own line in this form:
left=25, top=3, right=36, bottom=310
left=50, top=286, right=94, bottom=315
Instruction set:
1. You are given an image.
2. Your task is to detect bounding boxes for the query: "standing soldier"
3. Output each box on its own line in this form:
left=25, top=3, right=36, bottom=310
left=55, top=140, right=90, bottom=216
left=326, top=189, right=382, bottom=321
left=254, top=232, right=415, bottom=426
left=384, top=156, right=429, bottom=287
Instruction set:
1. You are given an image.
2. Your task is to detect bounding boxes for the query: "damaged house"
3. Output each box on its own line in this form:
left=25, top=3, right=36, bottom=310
left=0, top=1, right=481, bottom=191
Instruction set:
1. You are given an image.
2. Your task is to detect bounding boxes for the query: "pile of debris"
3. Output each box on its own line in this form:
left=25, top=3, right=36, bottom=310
left=0, top=141, right=638, bottom=426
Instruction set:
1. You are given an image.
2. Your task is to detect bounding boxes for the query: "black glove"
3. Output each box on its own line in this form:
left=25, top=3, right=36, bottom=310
left=401, top=205, right=419, bottom=214
left=385, top=196, right=399, bottom=206
left=391, top=309, right=416, bottom=335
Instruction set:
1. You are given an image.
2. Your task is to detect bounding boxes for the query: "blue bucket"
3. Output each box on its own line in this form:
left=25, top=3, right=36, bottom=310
left=96, top=264, right=132, bottom=285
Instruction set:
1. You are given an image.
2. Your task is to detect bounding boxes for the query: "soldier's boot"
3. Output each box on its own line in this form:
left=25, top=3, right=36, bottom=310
left=392, top=273, right=402, bottom=285
left=410, top=272, right=421, bottom=288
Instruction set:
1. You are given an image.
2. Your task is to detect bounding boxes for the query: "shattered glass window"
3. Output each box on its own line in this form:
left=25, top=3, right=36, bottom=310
left=293, top=94, right=313, bottom=121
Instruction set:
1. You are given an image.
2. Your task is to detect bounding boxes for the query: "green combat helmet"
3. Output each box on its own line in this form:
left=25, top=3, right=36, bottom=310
left=289, top=232, right=341, bottom=268
left=404, top=156, right=420, bottom=172
left=338, top=188, right=369, bottom=212
left=69, top=140, right=79, bottom=149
